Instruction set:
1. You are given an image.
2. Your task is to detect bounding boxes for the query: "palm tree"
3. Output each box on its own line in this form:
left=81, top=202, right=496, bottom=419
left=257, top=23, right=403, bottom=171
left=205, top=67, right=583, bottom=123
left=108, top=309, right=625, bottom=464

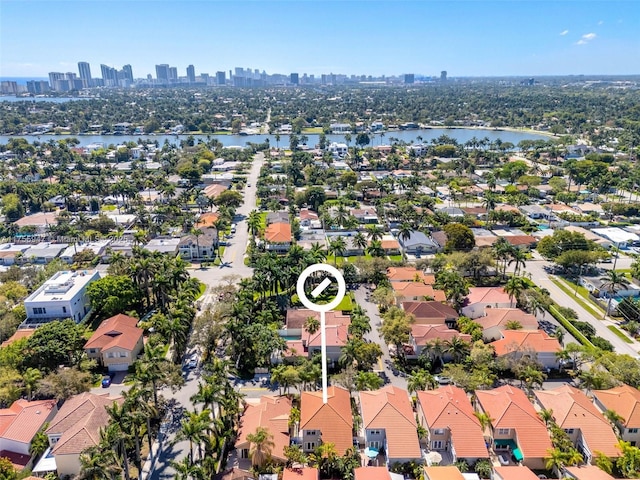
left=538, top=408, right=555, bottom=426
left=328, top=236, right=347, bottom=266
left=366, top=239, right=385, bottom=257
left=22, top=367, right=41, bottom=400
left=177, top=410, right=211, bottom=463
left=171, top=457, right=204, bottom=480
left=398, top=222, right=413, bottom=245
left=366, top=225, right=384, bottom=242
left=407, top=369, right=436, bottom=394
left=353, top=232, right=368, bottom=250
left=444, top=336, right=470, bottom=363
left=603, top=409, right=625, bottom=437
left=248, top=210, right=261, bottom=239
left=545, top=447, right=568, bottom=479
left=474, top=412, right=494, bottom=434
left=246, top=426, right=275, bottom=468
left=304, top=315, right=320, bottom=335
left=508, top=248, right=527, bottom=276
left=600, top=270, right=630, bottom=318
left=504, top=275, right=526, bottom=307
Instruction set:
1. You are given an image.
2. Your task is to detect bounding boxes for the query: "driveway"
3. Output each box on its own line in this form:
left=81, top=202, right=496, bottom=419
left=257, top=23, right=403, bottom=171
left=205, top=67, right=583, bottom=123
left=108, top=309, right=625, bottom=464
left=353, top=285, right=408, bottom=390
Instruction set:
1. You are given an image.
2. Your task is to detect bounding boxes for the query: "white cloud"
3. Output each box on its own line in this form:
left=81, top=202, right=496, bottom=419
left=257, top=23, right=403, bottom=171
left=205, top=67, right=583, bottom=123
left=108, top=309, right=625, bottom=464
left=576, top=32, right=597, bottom=45
left=560, top=29, right=569, bottom=36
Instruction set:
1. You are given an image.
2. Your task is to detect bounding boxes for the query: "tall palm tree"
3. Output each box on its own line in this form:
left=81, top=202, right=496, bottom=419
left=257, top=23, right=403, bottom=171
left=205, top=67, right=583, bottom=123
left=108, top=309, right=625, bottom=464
left=398, top=222, right=413, bottom=245
left=353, top=232, right=368, bottom=250
left=444, top=336, right=471, bottom=363
left=246, top=426, right=275, bottom=468
left=366, top=225, right=384, bottom=242
left=538, top=408, right=555, bottom=426
left=247, top=210, right=262, bottom=239
left=600, top=270, right=630, bottom=318
left=407, top=369, right=436, bottom=394
left=508, top=248, right=527, bottom=276
left=504, top=275, right=527, bottom=307
left=366, top=239, right=385, bottom=258
left=328, top=236, right=347, bottom=266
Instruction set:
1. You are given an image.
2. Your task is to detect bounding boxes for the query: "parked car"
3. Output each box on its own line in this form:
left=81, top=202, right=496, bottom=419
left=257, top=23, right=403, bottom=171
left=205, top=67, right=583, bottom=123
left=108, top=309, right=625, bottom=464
left=434, top=375, right=451, bottom=385
left=101, top=376, right=112, bottom=388
left=187, top=357, right=198, bottom=369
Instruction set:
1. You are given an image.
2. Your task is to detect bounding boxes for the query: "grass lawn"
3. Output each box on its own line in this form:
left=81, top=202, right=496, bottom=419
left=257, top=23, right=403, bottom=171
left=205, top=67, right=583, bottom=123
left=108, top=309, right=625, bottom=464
left=101, top=205, right=117, bottom=211
left=196, top=282, right=206, bottom=299
left=607, top=325, right=634, bottom=343
left=301, top=127, right=324, bottom=134
left=259, top=212, right=267, bottom=230
left=555, top=277, right=605, bottom=317
left=388, top=255, right=403, bottom=262
left=336, top=293, right=354, bottom=312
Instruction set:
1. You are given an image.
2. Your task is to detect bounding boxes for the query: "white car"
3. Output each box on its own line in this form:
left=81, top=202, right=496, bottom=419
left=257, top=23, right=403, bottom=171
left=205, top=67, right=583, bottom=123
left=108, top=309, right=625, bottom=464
left=499, top=454, right=509, bottom=465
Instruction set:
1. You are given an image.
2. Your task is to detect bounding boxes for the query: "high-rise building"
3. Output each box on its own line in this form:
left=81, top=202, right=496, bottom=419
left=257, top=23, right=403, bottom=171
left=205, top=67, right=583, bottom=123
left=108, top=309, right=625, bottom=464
left=48, top=72, right=64, bottom=89
left=216, top=71, right=226, bottom=86
left=27, top=81, right=50, bottom=94
left=1, top=81, right=19, bottom=94
left=78, top=62, right=92, bottom=88
left=168, top=67, right=178, bottom=82
left=100, top=64, right=118, bottom=87
left=404, top=74, right=415, bottom=84
left=155, top=64, right=170, bottom=83
left=441, top=71, right=447, bottom=82
left=290, top=73, right=299, bottom=85
left=187, top=65, right=196, bottom=83
left=121, top=65, right=134, bottom=83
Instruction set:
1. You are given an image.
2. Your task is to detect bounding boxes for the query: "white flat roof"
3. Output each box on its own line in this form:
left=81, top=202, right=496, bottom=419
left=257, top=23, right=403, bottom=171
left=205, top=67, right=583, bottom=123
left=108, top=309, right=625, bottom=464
left=25, top=270, right=100, bottom=303
left=592, top=227, right=639, bottom=244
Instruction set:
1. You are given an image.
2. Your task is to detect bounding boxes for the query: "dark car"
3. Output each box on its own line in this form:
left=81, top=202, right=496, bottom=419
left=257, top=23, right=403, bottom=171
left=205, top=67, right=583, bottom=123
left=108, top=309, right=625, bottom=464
left=101, top=376, right=112, bottom=388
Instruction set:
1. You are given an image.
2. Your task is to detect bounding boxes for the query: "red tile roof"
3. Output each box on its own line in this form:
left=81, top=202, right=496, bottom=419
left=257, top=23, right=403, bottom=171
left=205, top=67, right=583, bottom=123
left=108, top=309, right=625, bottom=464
left=0, top=399, right=56, bottom=444
left=0, top=450, right=30, bottom=471
left=283, top=468, right=319, bottom=480
left=84, top=314, right=143, bottom=352
left=235, top=395, right=292, bottom=463
left=491, top=330, right=561, bottom=356
left=411, top=325, right=472, bottom=347
left=300, top=386, right=353, bottom=455
left=417, top=386, right=488, bottom=460
left=424, top=466, right=465, bottom=480
left=494, top=466, right=540, bottom=480
left=593, top=384, right=640, bottom=429
left=386, top=267, right=434, bottom=283
left=475, top=386, right=552, bottom=461
left=564, top=465, right=616, bottom=480
left=0, top=328, right=36, bottom=348
left=47, top=392, right=122, bottom=455
left=392, top=282, right=446, bottom=302
left=476, top=308, right=538, bottom=330
left=285, top=309, right=350, bottom=330
left=402, top=301, right=458, bottom=324
left=354, top=467, right=391, bottom=480
left=196, top=211, right=220, bottom=228
left=360, top=386, right=421, bottom=460
left=265, top=222, right=292, bottom=243
left=465, top=287, right=512, bottom=306
left=302, top=324, right=348, bottom=348
left=535, top=385, right=620, bottom=458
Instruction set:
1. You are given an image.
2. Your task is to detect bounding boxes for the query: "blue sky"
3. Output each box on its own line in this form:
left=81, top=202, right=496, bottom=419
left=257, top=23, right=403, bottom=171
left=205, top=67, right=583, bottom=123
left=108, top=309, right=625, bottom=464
left=1, top=0, right=639, bottom=78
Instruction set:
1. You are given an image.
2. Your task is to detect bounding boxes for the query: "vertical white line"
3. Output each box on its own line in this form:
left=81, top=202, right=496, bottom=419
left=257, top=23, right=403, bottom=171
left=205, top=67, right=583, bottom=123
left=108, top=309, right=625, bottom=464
left=320, top=310, right=328, bottom=404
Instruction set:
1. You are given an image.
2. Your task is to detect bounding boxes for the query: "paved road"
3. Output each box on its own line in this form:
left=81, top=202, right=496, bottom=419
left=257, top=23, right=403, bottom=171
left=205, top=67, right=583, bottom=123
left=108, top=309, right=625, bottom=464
left=149, top=153, right=264, bottom=479
left=525, top=259, right=640, bottom=356
left=353, top=286, right=408, bottom=390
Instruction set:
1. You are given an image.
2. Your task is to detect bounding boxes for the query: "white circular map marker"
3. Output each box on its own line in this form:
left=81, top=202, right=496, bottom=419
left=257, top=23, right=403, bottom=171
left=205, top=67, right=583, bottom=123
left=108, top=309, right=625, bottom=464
left=296, top=264, right=346, bottom=403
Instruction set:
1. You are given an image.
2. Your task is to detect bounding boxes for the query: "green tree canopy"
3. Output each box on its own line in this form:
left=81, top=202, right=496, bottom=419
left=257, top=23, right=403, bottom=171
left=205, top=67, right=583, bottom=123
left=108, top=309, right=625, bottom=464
left=87, top=275, right=142, bottom=319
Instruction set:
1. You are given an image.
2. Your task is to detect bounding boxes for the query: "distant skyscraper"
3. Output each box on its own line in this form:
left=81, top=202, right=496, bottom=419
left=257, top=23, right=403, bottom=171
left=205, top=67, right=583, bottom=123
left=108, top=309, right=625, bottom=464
left=187, top=65, right=196, bottom=83
left=290, top=73, right=299, bottom=85
left=78, top=62, right=92, bottom=88
left=100, top=64, right=118, bottom=87
left=216, top=71, right=226, bottom=86
left=122, top=64, right=134, bottom=83
left=441, top=71, right=447, bottom=82
left=168, top=67, right=178, bottom=82
left=404, top=74, right=415, bottom=84
left=27, top=80, right=50, bottom=94
left=156, top=64, right=170, bottom=83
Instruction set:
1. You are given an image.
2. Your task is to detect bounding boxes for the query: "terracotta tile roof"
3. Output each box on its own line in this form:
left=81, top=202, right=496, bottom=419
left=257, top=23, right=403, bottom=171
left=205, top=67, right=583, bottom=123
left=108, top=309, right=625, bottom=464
left=14, top=211, right=59, bottom=227
left=283, top=467, right=319, bottom=480
left=235, top=395, right=292, bottom=462
left=491, top=330, right=562, bottom=356
left=476, top=308, right=539, bottom=330
left=504, top=235, right=537, bottom=247
left=593, top=384, right=640, bottom=428
left=534, top=385, right=620, bottom=458
left=402, top=301, right=458, bottom=324
left=411, top=325, right=472, bottom=346
left=214, top=468, right=254, bottom=480
left=465, top=287, right=511, bottom=306
left=475, top=386, right=552, bottom=461
left=47, top=392, right=122, bottom=455
left=195, top=212, right=220, bottom=228
left=392, top=282, right=446, bottom=302
left=300, top=386, right=353, bottom=455
left=84, top=314, right=143, bottom=352
left=424, top=466, right=465, bottom=480
left=265, top=222, right=292, bottom=243
left=494, top=466, right=540, bottom=480
left=564, top=465, right=616, bottom=480
left=0, top=399, right=56, bottom=444
left=285, top=309, right=350, bottom=330
left=381, top=239, right=400, bottom=250
left=1, top=328, right=36, bottom=348
left=299, top=209, right=319, bottom=221
left=360, top=386, right=421, bottom=460
left=386, top=267, right=434, bottom=284
left=417, top=386, right=488, bottom=460
left=354, top=467, right=391, bottom=480
left=302, top=324, right=348, bottom=348
left=284, top=340, right=306, bottom=357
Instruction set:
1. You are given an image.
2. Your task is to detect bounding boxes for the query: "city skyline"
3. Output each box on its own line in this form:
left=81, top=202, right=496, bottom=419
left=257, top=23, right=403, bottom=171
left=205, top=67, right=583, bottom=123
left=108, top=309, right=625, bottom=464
left=1, top=1, right=639, bottom=78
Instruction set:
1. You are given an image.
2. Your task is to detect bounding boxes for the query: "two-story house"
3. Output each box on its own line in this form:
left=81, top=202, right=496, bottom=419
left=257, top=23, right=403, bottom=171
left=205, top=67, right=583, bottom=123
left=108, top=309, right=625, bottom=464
left=23, top=270, right=100, bottom=325
left=300, top=386, right=352, bottom=456
left=535, top=385, right=620, bottom=463
left=490, top=330, right=562, bottom=370
left=475, top=386, right=552, bottom=470
left=461, top=287, right=514, bottom=319
left=178, top=228, right=217, bottom=260
left=359, top=386, right=422, bottom=466
left=593, top=384, right=640, bottom=446
left=84, top=314, right=144, bottom=372
left=44, top=393, right=121, bottom=478
left=264, top=222, right=292, bottom=253
left=417, top=386, right=489, bottom=466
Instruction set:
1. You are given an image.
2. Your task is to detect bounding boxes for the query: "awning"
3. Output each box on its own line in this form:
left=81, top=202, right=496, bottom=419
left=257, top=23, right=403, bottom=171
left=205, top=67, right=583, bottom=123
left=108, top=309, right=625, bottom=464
left=494, top=439, right=517, bottom=449
left=513, top=448, right=524, bottom=461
